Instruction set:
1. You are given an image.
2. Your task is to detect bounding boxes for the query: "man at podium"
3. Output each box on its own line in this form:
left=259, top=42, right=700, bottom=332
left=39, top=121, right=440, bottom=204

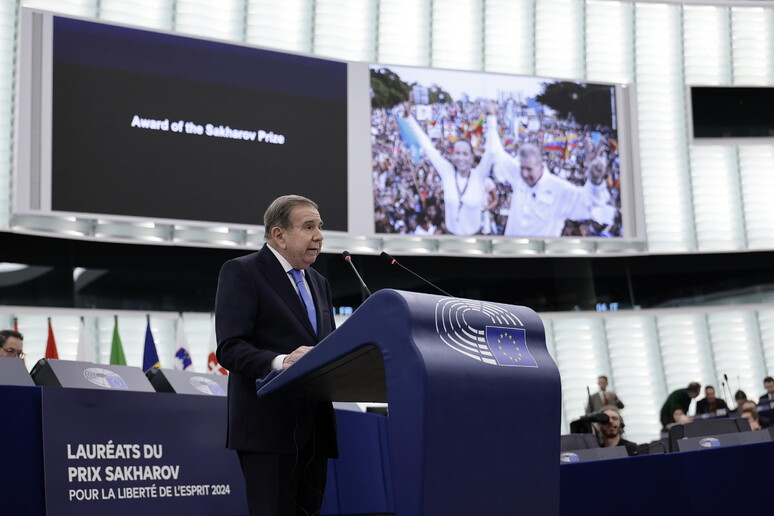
left=215, top=195, right=338, bottom=516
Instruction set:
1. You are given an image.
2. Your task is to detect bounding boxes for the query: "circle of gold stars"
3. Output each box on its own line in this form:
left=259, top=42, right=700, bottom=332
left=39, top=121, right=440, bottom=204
left=497, top=331, right=523, bottom=363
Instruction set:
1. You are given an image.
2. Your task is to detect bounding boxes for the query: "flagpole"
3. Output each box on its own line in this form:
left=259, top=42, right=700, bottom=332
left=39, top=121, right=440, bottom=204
left=400, top=96, right=429, bottom=212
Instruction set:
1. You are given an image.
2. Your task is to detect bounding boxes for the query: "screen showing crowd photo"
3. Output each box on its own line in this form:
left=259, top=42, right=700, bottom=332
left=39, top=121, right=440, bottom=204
left=50, top=16, right=348, bottom=230
left=371, top=65, right=623, bottom=238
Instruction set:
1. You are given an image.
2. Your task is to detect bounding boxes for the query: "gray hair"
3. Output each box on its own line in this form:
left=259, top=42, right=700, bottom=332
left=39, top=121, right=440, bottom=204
left=518, top=143, right=542, bottom=162
left=263, top=195, right=318, bottom=240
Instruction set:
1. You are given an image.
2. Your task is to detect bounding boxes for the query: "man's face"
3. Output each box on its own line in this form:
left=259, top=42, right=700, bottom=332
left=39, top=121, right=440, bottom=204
left=590, top=163, right=605, bottom=184
left=765, top=380, right=774, bottom=394
left=520, top=155, right=543, bottom=187
left=705, top=388, right=716, bottom=401
left=599, top=409, right=621, bottom=438
left=0, top=336, right=24, bottom=359
left=451, top=140, right=474, bottom=174
left=274, top=205, right=323, bottom=270
left=598, top=377, right=608, bottom=391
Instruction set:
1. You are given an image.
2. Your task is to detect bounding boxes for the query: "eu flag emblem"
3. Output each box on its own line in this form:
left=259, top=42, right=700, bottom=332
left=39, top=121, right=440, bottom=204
left=485, top=326, right=538, bottom=367
left=106, top=376, right=128, bottom=389
left=207, top=384, right=225, bottom=396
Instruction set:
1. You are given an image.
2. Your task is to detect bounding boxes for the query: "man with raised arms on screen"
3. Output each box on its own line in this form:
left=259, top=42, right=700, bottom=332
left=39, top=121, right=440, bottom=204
left=484, top=105, right=612, bottom=237
left=215, top=195, right=337, bottom=516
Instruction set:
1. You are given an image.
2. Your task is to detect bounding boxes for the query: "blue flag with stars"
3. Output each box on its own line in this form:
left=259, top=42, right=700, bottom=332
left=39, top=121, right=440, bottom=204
left=485, top=326, right=537, bottom=367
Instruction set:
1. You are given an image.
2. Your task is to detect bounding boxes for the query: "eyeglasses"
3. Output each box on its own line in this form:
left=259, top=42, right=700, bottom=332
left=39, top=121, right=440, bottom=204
left=0, top=347, right=25, bottom=358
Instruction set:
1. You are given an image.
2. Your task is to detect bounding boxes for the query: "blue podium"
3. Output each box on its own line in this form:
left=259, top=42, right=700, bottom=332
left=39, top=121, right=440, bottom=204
left=259, top=289, right=561, bottom=516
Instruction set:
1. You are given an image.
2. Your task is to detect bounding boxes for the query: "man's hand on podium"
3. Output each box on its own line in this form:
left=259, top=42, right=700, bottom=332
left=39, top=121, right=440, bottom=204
left=283, top=346, right=313, bottom=369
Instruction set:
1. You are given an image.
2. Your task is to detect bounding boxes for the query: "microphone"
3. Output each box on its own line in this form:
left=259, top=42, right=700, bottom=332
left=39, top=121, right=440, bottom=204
left=724, top=373, right=737, bottom=410
left=717, top=381, right=729, bottom=417
left=342, top=251, right=371, bottom=302
left=379, top=251, right=452, bottom=297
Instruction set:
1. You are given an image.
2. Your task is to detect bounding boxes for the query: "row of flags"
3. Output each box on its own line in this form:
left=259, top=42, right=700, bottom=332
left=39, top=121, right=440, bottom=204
left=14, top=315, right=226, bottom=375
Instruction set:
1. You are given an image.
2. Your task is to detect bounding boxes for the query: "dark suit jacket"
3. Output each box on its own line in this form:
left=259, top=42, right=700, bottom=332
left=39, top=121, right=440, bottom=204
left=660, top=389, right=691, bottom=429
left=695, top=397, right=728, bottom=414
left=215, top=244, right=337, bottom=457
left=586, top=391, right=624, bottom=414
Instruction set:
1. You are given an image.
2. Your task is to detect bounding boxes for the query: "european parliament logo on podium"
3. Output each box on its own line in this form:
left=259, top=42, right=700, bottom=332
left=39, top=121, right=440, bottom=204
left=434, top=297, right=538, bottom=367
left=83, top=367, right=129, bottom=389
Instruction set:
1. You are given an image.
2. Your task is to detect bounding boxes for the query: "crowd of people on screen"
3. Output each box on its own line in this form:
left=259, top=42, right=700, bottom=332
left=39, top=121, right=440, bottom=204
left=371, top=95, right=622, bottom=238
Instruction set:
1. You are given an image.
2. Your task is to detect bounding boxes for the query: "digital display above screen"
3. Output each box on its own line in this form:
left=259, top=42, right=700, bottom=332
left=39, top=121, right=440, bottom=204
left=370, top=65, right=623, bottom=238
left=48, top=16, right=348, bottom=230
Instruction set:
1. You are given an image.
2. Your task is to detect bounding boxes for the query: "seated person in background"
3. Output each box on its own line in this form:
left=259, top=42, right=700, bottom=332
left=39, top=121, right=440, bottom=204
left=597, top=406, right=638, bottom=456
left=0, top=330, right=24, bottom=359
left=740, top=400, right=770, bottom=429
left=735, top=390, right=748, bottom=413
left=758, top=376, right=774, bottom=406
left=586, top=375, right=625, bottom=414
left=660, top=382, right=701, bottom=429
left=740, top=408, right=762, bottom=431
left=696, top=385, right=728, bottom=414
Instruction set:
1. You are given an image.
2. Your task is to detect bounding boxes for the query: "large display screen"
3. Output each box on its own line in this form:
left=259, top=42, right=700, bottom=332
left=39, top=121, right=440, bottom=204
left=371, top=65, right=623, bottom=238
left=15, top=10, right=640, bottom=250
left=47, top=16, right=348, bottom=230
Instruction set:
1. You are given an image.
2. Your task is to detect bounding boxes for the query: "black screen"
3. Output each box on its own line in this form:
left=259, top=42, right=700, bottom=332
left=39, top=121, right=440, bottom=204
left=51, top=17, right=348, bottom=230
left=691, top=87, right=774, bottom=138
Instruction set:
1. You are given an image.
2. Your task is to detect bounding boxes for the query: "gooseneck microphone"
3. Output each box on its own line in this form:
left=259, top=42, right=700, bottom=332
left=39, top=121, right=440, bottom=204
left=379, top=251, right=452, bottom=297
left=342, top=251, right=371, bottom=301
left=724, top=373, right=736, bottom=410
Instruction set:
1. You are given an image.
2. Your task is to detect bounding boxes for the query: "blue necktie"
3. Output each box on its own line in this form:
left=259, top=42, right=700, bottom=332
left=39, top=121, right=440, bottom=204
left=289, top=269, right=317, bottom=334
